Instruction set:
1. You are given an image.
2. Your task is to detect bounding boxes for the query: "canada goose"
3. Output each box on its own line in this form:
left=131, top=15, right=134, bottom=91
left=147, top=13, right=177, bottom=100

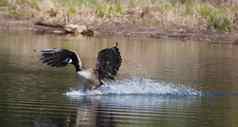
left=40, top=43, right=122, bottom=90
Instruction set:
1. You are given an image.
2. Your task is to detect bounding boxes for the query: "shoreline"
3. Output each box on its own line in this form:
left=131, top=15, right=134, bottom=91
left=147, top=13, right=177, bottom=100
left=1, top=13, right=238, bottom=44
left=1, top=0, right=238, bottom=44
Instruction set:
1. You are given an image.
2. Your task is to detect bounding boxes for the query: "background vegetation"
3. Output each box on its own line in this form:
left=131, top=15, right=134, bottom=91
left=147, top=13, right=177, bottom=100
left=0, top=0, right=238, bottom=32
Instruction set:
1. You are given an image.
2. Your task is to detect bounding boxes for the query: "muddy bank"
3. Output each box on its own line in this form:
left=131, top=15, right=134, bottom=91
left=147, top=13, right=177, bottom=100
left=94, top=22, right=238, bottom=43
left=1, top=14, right=238, bottom=44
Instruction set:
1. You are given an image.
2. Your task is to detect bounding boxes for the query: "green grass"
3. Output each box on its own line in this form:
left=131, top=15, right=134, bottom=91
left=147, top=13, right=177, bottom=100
left=56, top=0, right=97, bottom=10
left=95, top=3, right=124, bottom=17
left=0, top=0, right=8, bottom=7
left=157, top=0, right=233, bottom=32
left=197, top=3, right=232, bottom=32
left=159, top=2, right=175, bottom=13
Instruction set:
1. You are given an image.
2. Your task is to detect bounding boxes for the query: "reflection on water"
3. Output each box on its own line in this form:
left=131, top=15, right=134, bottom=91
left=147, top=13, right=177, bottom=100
left=0, top=31, right=238, bottom=127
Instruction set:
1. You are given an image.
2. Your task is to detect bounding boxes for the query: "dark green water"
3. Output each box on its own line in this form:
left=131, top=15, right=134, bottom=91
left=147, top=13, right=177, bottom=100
left=0, top=32, right=238, bottom=127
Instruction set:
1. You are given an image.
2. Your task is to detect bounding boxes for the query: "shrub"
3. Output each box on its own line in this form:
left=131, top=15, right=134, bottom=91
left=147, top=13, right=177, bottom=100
left=197, top=4, right=231, bottom=32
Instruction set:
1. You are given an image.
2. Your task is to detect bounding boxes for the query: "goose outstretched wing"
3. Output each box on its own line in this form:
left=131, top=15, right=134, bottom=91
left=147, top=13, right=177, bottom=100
left=96, top=43, right=122, bottom=84
left=40, top=48, right=82, bottom=71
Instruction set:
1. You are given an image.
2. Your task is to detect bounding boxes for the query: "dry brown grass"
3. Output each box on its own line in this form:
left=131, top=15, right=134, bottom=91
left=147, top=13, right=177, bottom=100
left=1, top=0, right=238, bottom=32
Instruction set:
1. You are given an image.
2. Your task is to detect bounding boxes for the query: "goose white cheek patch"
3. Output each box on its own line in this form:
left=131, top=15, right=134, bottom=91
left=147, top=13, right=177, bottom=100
left=64, top=58, right=72, bottom=64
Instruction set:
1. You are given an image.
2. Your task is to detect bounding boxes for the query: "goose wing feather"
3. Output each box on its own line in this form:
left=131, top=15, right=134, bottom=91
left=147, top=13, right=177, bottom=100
left=40, top=48, right=80, bottom=69
left=96, top=44, right=122, bottom=84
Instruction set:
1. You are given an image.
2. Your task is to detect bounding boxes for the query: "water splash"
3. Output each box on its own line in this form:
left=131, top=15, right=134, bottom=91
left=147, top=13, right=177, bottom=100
left=66, top=77, right=201, bottom=97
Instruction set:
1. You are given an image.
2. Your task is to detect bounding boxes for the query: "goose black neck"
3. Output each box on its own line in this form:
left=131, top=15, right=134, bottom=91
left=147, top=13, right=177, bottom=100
left=74, top=64, right=81, bottom=72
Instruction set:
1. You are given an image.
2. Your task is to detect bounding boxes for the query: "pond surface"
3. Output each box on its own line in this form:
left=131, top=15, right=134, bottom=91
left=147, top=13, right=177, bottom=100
left=0, top=32, right=238, bottom=127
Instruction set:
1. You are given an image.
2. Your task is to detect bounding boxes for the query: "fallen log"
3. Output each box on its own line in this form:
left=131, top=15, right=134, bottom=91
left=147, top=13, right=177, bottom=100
left=34, top=21, right=94, bottom=36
